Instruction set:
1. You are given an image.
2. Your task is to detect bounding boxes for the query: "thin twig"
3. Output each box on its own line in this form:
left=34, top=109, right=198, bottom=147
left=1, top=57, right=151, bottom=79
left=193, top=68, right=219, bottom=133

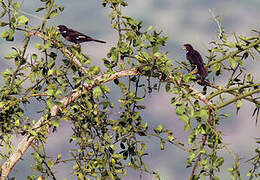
left=190, top=135, right=208, bottom=179
left=17, top=29, right=90, bottom=77
left=0, top=68, right=139, bottom=180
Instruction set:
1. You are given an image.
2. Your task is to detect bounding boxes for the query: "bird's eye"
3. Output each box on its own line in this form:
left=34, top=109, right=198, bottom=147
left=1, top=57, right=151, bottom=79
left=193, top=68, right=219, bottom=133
left=62, top=31, right=67, bottom=33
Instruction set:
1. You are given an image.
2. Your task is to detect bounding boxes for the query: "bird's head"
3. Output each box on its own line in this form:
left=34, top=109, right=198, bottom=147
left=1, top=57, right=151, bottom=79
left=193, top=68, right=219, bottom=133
left=183, top=44, right=193, bottom=51
left=57, top=25, right=67, bottom=32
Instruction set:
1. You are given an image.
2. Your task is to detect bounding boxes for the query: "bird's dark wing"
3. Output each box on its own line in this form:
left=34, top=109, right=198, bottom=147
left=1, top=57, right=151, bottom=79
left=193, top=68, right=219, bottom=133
left=197, top=64, right=208, bottom=77
left=186, top=50, right=203, bottom=66
left=67, top=28, right=92, bottom=40
left=66, top=28, right=106, bottom=43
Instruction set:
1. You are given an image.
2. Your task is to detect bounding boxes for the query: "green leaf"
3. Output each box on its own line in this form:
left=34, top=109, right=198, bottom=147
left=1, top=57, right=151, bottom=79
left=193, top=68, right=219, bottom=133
left=32, top=53, right=37, bottom=61
left=47, top=160, right=55, bottom=168
left=5, top=51, right=19, bottom=59
left=104, top=133, right=111, bottom=142
left=47, top=69, right=54, bottom=76
left=224, top=42, right=235, bottom=48
left=133, top=97, right=144, bottom=102
left=1, top=31, right=9, bottom=38
left=183, top=74, right=196, bottom=83
left=237, top=100, right=242, bottom=108
left=196, top=109, right=209, bottom=120
left=29, top=72, right=36, bottom=83
left=57, top=154, right=62, bottom=160
left=46, top=88, right=54, bottom=96
left=6, top=29, right=14, bottom=41
left=165, top=83, right=171, bottom=92
left=141, top=52, right=150, bottom=60
left=35, top=43, right=42, bottom=50
left=101, top=85, right=111, bottom=93
left=29, top=130, right=37, bottom=136
left=216, top=157, right=224, bottom=168
left=58, top=6, right=64, bottom=12
left=176, top=106, right=185, bottom=115
left=212, top=176, right=220, bottom=180
left=184, top=124, right=190, bottom=131
left=85, top=100, right=93, bottom=109
left=0, top=22, right=9, bottom=27
left=228, top=57, right=236, bottom=69
left=167, top=131, right=174, bottom=141
left=188, top=132, right=196, bottom=144
left=146, top=25, right=152, bottom=31
left=35, top=7, right=45, bottom=12
left=88, top=65, right=100, bottom=75
left=73, top=163, right=79, bottom=170
left=15, top=119, right=20, bottom=126
left=180, top=114, right=189, bottom=124
left=12, top=2, right=21, bottom=9
left=17, top=15, right=29, bottom=25
left=171, top=100, right=182, bottom=106
left=0, top=102, right=5, bottom=108
left=212, top=63, right=221, bottom=72
left=46, top=99, right=53, bottom=109
left=0, top=8, right=6, bottom=19
left=153, top=45, right=159, bottom=54
left=49, top=9, right=58, bottom=19
left=55, top=89, right=62, bottom=97
left=2, top=69, right=12, bottom=76
left=93, top=86, right=102, bottom=99
left=43, top=41, right=52, bottom=50
left=156, top=124, right=163, bottom=133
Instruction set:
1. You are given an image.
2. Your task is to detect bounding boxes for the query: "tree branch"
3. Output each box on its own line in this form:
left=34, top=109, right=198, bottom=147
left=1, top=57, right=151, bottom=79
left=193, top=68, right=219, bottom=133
left=40, top=0, right=54, bottom=31
left=3, top=25, right=259, bottom=180
left=207, top=40, right=260, bottom=67
left=0, top=65, right=217, bottom=179
left=215, top=88, right=260, bottom=110
left=0, top=68, right=139, bottom=180
left=189, top=39, right=260, bottom=75
left=18, top=29, right=90, bottom=77
left=189, top=86, right=215, bottom=111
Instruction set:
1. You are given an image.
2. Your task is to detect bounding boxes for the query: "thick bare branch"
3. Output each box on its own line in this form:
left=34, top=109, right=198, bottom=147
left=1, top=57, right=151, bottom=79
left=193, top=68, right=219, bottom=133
left=0, top=68, right=139, bottom=180
left=1, top=60, right=218, bottom=180
left=189, top=86, right=215, bottom=111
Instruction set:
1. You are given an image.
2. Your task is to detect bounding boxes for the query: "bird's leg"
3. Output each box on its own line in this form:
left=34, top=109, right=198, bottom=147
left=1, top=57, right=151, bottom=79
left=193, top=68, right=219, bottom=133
left=196, top=76, right=210, bottom=86
left=190, top=64, right=196, bottom=72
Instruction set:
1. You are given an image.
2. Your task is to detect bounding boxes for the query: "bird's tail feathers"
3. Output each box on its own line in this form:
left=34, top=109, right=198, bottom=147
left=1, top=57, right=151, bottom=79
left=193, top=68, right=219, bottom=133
left=92, top=39, right=106, bottom=43
left=197, top=65, right=208, bottom=78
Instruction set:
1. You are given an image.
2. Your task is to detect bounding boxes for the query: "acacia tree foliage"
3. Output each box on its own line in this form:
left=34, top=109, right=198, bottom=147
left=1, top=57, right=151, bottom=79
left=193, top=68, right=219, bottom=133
left=0, top=0, right=260, bottom=179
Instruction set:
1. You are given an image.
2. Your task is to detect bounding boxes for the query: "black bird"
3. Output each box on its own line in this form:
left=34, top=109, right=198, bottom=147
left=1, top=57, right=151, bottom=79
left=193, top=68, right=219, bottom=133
left=57, top=25, right=106, bottom=45
left=183, top=44, right=208, bottom=78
